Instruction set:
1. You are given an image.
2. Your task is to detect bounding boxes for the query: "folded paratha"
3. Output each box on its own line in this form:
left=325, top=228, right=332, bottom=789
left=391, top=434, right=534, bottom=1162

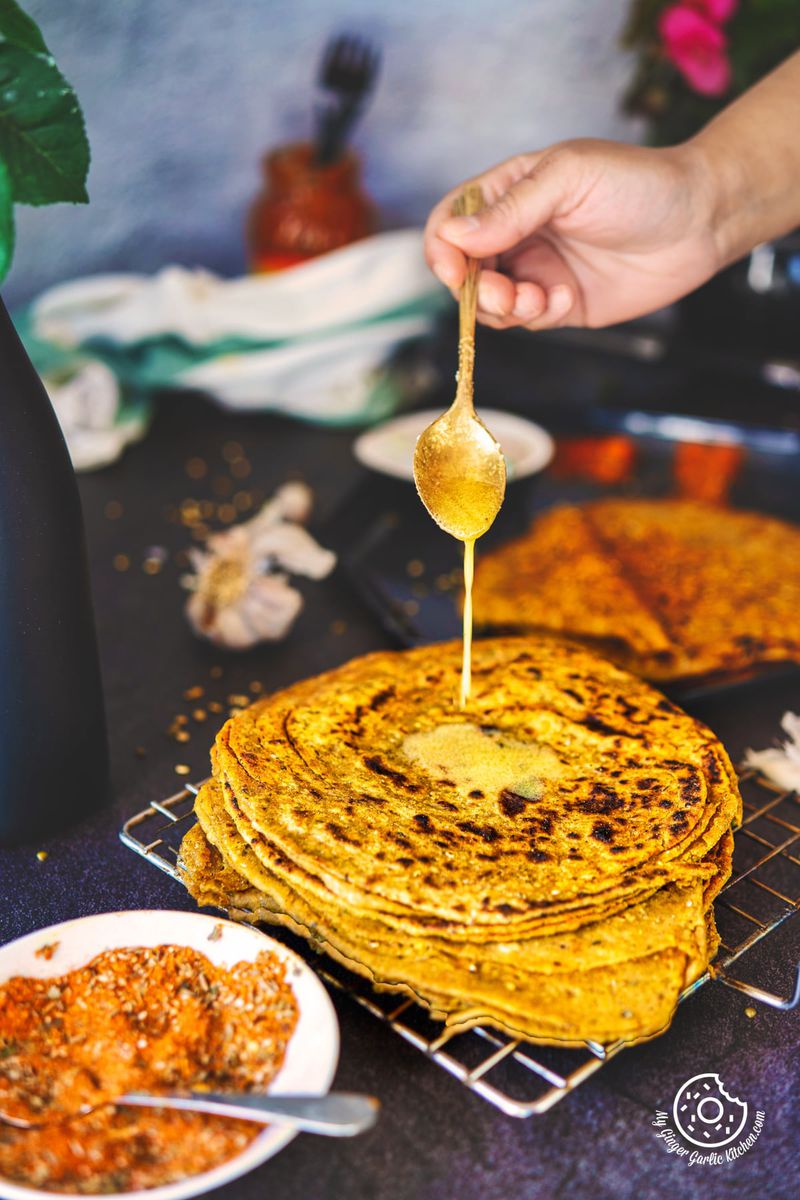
left=471, top=500, right=800, bottom=682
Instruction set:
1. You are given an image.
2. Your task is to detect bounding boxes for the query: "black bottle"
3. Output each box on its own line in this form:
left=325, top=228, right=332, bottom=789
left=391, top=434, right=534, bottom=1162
left=0, top=298, right=109, bottom=843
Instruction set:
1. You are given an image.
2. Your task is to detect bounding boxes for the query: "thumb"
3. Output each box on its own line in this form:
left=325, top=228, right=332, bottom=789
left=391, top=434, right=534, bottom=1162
left=439, top=161, right=568, bottom=257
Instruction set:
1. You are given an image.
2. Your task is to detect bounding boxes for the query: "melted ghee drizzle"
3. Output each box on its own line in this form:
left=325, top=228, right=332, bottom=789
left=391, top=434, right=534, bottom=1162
left=460, top=538, right=475, bottom=709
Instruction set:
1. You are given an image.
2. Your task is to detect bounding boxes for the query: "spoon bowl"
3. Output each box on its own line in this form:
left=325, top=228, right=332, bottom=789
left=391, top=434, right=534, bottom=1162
left=413, top=404, right=505, bottom=541
left=413, top=182, right=506, bottom=542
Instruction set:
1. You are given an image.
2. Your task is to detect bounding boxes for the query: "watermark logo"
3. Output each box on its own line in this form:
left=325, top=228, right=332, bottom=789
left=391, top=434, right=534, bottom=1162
left=673, top=1073, right=748, bottom=1148
left=653, top=1073, right=765, bottom=1166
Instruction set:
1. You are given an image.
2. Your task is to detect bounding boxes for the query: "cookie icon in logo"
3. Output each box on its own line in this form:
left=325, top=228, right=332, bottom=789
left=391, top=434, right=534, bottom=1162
left=673, top=1073, right=748, bottom=1148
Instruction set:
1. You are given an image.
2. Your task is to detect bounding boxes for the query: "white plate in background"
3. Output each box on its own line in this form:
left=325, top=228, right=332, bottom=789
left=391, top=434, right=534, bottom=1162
left=0, top=909, right=339, bottom=1200
left=354, top=407, right=554, bottom=483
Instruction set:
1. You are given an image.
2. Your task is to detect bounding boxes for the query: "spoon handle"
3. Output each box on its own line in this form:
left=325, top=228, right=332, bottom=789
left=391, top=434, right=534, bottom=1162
left=119, top=1091, right=380, bottom=1137
left=453, top=183, right=484, bottom=410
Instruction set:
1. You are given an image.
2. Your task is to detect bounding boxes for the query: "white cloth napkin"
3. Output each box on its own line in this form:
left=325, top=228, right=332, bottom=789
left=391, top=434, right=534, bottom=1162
left=31, top=230, right=444, bottom=420
left=33, top=230, right=440, bottom=347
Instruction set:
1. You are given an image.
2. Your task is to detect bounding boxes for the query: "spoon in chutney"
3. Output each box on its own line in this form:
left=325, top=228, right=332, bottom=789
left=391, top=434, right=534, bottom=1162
left=0, top=1082, right=379, bottom=1137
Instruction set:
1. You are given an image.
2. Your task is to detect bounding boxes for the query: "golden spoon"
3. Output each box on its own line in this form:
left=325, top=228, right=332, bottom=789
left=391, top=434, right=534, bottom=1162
left=413, top=183, right=506, bottom=705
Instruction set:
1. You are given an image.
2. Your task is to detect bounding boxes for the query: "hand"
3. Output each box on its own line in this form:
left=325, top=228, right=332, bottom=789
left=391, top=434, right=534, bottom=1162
left=424, top=138, right=724, bottom=331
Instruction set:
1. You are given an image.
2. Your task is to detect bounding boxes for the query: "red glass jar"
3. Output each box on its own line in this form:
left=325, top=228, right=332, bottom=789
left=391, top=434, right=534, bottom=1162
left=247, top=141, right=375, bottom=272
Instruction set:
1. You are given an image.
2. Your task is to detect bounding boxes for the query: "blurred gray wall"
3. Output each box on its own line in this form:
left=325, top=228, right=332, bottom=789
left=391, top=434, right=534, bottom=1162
left=6, top=0, right=639, bottom=304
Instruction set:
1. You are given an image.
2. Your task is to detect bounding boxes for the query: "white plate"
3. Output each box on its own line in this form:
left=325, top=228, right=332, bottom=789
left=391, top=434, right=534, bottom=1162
left=354, top=407, right=554, bottom=483
left=0, top=910, right=339, bottom=1200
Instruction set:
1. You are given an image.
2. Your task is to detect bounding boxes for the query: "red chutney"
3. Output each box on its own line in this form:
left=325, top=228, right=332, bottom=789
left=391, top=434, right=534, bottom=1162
left=0, top=944, right=299, bottom=1193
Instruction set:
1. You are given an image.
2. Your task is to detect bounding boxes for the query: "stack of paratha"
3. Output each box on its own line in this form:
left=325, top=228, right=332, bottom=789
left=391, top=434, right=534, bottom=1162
left=179, top=637, right=739, bottom=1046
left=471, top=499, right=800, bottom=682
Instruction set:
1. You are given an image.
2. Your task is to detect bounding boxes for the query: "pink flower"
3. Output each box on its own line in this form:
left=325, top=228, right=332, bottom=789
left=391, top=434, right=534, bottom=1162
left=694, top=0, right=737, bottom=22
left=660, top=5, right=733, bottom=96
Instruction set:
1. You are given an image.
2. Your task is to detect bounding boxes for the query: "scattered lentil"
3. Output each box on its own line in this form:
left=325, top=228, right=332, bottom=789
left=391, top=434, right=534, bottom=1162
left=179, top=500, right=202, bottom=525
left=185, top=457, right=208, bottom=480
left=112, top=554, right=130, bottom=573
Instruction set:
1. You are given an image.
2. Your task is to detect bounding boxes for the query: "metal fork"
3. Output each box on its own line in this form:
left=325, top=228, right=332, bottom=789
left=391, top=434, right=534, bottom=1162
left=314, top=34, right=381, bottom=166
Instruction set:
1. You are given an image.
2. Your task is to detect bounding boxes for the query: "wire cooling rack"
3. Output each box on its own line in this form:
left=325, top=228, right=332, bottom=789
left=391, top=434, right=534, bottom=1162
left=120, top=769, right=800, bottom=1118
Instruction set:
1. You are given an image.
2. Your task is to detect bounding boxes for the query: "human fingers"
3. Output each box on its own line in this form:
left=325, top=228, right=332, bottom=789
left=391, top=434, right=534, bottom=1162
left=437, top=151, right=580, bottom=261
left=515, top=283, right=575, bottom=329
left=424, top=154, right=542, bottom=289
left=476, top=269, right=516, bottom=318
left=476, top=282, right=575, bottom=330
left=475, top=274, right=546, bottom=322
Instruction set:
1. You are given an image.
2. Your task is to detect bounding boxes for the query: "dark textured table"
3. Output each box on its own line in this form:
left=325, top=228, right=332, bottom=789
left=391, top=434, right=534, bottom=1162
left=1, top=372, right=799, bottom=1200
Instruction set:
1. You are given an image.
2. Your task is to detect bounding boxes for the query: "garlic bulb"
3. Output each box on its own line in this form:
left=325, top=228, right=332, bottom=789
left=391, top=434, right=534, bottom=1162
left=44, top=358, right=147, bottom=472
left=744, top=712, right=800, bottom=793
left=184, top=482, right=335, bottom=649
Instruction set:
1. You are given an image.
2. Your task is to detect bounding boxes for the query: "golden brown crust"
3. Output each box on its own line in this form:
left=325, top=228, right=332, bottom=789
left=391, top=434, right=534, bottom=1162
left=472, top=500, right=800, bottom=682
left=177, top=637, right=738, bottom=1047
left=212, top=637, right=737, bottom=930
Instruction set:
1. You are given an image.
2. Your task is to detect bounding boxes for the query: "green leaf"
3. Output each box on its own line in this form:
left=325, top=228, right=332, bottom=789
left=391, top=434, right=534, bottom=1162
left=0, top=0, right=49, bottom=56
left=0, top=42, right=89, bottom=206
left=0, top=156, right=16, bottom=280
